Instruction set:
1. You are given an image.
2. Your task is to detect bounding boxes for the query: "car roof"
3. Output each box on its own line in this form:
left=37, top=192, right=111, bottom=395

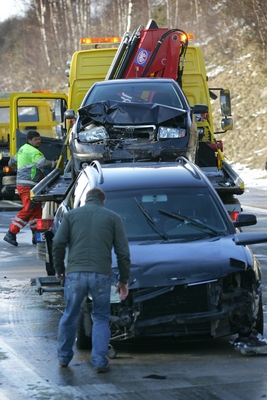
left=95, top=162, right=210, bottom=192
left=93, top=77, right=177, bottom=86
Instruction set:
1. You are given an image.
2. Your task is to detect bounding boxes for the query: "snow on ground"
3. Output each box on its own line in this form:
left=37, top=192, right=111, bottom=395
left=232, top=163, right=267, bottom=191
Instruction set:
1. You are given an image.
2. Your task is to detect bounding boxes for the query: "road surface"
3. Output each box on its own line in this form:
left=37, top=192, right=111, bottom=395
left=0, top=189, right=267, bottom=400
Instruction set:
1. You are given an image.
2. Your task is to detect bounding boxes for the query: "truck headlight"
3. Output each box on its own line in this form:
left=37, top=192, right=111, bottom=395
left=157, top=126, right=186, bottom=139
left=79, top=124, right=108, bottom=142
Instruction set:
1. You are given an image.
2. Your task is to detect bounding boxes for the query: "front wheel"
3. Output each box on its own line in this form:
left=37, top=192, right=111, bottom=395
left=255, top=295, right=264, bottom=335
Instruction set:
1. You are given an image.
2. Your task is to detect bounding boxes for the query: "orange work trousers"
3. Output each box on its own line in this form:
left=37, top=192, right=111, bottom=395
left=9, top=186, right=42, bottom=235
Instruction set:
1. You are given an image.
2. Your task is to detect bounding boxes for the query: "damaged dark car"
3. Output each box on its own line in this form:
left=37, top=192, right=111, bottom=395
left=41, top=158, right=267, bottom=348
left=65, top=78, right=207, bottom=175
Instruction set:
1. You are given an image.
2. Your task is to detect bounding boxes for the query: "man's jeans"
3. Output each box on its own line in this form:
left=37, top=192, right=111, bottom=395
left=57, top=272, right=111, bottom=368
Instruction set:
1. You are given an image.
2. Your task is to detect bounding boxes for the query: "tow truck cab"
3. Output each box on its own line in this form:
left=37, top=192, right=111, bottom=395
left=0, top=92, right=68, bottom=199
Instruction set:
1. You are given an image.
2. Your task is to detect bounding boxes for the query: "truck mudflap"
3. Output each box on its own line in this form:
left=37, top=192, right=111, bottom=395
left=201, top=161, right=244, bottom=196
left=30, top=168, right=73, bottom=203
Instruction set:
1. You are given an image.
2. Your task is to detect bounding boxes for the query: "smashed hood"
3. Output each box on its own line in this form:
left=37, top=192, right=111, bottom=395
left=78, top=100, right=186, bottom=127
left=112, top=236, right=254, bottom=289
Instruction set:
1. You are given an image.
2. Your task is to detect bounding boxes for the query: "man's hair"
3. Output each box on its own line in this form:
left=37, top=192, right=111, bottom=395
left=86, top=187, right=106, bottom=203
left=26, top=130, right=40, bottom=141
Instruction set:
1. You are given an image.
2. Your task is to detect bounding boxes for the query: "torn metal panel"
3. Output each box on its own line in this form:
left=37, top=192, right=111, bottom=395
left=78, top=101, right=187, bottom=127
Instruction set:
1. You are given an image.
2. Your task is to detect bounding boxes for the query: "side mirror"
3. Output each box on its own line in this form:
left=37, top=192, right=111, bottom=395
left=192, top=104, right=209, bottom=114
left=65, top=59, right=71, bottom=78
left=220, top=89, right=231, bottom=116
left=64, top=109, right=76, bottom=120
left=55, top=99, right=67, bottom=123
left=234, top=213, right=257, bottom=228
left=221, top=117, right=233, bottom=131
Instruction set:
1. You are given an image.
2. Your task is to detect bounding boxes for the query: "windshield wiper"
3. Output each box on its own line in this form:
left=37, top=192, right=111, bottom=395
left=158, top=209, right=219, bottom=236
left=134, top=197, right=169, bottom=240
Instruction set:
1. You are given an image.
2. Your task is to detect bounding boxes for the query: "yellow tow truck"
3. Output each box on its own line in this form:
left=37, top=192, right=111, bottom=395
left=33, top=22, right=243, bottom=218
left=0, top=92, right=68, bottom=199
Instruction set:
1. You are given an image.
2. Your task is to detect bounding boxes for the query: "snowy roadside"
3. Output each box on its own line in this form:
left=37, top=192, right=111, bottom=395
left=232, top=163, right=267, bottom=192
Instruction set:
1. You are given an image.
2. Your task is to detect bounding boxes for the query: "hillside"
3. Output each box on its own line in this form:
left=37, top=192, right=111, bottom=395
left=0, top=1, right=266, bottom=172
left=204, top=45, right=267, bottom=172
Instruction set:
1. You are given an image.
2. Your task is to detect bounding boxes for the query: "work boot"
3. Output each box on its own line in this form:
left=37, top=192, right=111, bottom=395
left=4, top=231, right=18, bottom=247
left=32, top=231, right=37, bottom=245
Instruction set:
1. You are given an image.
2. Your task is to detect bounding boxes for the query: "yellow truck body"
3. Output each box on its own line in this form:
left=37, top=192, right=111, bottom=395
left=67, top=48, right=119, bottom=113
left=67, top=45, right=225, bottom=148
left=0, top=92, right=68, bottom=199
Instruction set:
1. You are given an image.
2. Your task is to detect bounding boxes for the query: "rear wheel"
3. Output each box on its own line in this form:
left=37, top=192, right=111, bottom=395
left=76, top=298, right=93, bottom=350
left=36, top=201, right=58, bottom=276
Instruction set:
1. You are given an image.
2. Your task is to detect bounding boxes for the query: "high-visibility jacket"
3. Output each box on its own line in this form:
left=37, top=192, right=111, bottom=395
left=9, top=143, right=56, bottom=187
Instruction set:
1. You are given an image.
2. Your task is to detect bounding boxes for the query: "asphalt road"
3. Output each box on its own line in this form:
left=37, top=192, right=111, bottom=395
left=0, top=190, right=267, bottom=400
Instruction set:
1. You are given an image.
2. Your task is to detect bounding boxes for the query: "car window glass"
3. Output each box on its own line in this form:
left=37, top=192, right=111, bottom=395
left=84, top=82, right=184, bottom=108
left=105, top=187, right=228, bottom=241
left=18, top=106, right=39, bottom=122
left=0, top=107, right=10, bottom=123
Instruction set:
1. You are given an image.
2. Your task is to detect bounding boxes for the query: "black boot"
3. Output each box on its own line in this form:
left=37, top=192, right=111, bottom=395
left=4, top=231, right=18, bottom=247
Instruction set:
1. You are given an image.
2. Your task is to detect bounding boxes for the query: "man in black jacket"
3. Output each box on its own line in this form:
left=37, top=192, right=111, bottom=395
left=52, top=187, right=130, bottom=372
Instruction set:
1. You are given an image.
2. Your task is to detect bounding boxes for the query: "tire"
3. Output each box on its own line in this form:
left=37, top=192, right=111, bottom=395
left=255, top=295, right=264, bottom=335
left=36, top=244, right=55, bottom=275
left=76, top=298, right=93, bottom=350
left=38, top=202, right=58, bottom=276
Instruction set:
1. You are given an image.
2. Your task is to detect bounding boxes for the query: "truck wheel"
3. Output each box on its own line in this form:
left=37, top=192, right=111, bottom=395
left=76, top=298, right=93, bottom=350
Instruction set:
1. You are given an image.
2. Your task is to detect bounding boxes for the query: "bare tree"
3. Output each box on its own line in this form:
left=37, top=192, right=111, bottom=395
left=252, top=0, right=267, bottom=64
left=1, top=0, right=267, bottom=92
left=166, top=0, right=170, bottom=25
left=174, top=0, right=179, bottom=27
left=126, top=0, right=133, bottom=31
left=147, top=0, right=152, bottom=21
left=33, top=0, right=51, bottom=67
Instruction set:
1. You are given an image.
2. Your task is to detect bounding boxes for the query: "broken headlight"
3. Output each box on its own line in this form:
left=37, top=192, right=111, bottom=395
left=88, top=285, right=121, bottom=303
left=110, top=285, right=122, bottom=303
left=79, top=124, right=108, bottom=142
left=157, top=126, right=186, bottom=139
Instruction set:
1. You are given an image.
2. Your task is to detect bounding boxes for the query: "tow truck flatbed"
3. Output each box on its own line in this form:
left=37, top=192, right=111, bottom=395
left=202, top=162, right=244, bottom=196
left=30, top=168, right=73, bottom=203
